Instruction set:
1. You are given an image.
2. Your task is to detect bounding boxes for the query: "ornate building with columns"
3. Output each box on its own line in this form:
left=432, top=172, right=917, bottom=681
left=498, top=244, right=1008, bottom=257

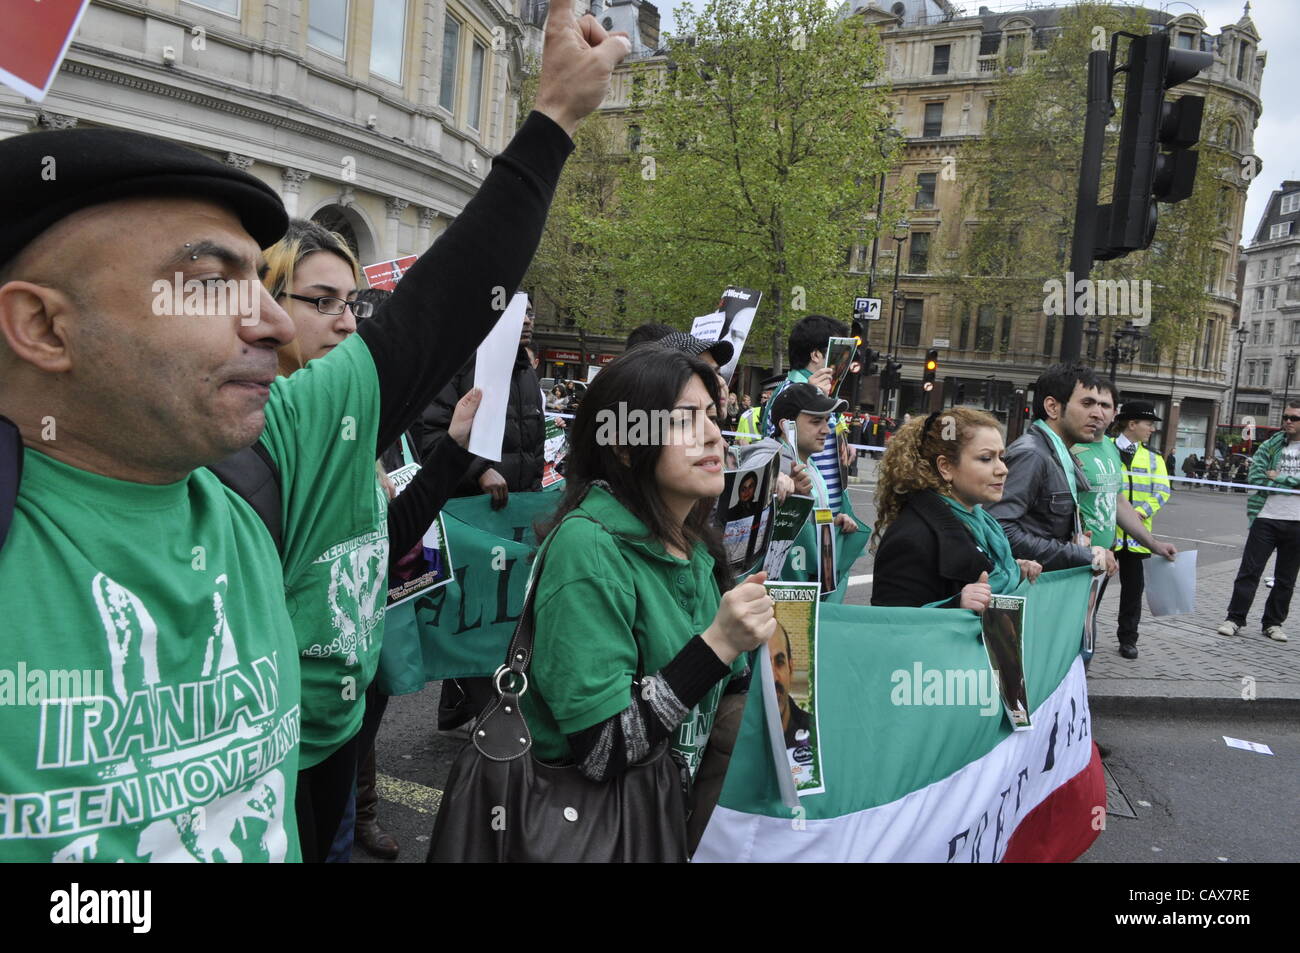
left=844, top=0, right=1263, bottom=462
left=0, top=0, right=535, bottom=266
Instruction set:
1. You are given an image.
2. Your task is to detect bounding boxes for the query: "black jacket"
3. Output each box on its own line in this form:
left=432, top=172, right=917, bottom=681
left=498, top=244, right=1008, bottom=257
left=870, top=490, right=997, bottom=609
left=412, top=347, right=544, bottom=495
left=984, top=424, right=1093, bottom=571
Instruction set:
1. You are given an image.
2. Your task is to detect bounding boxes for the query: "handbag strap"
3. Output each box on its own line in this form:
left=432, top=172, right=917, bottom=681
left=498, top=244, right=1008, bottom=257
left=473, top=501, right=647, bottom=761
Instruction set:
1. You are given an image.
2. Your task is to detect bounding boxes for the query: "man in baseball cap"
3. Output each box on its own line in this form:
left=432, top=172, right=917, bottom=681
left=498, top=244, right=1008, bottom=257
left=0, top=0, right=628, bottom=862
left=767, top=383, right=857, bottom=534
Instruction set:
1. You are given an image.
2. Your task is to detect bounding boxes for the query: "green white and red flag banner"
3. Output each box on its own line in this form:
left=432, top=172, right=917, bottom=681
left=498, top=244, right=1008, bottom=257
left=695, top=567, right=1104, bottom=862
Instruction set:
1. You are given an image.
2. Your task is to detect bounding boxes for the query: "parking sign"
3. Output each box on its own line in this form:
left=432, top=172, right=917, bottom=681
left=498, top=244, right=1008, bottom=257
left=853, top=297, right=882, bottom=321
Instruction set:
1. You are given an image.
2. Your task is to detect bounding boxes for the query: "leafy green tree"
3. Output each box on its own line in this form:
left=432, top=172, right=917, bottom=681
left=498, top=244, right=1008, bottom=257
left=948, top=1, right=1237, bottom=365
left=518, top=60, right=628, bottom=337
left=596, top=0, right=901, bottom=371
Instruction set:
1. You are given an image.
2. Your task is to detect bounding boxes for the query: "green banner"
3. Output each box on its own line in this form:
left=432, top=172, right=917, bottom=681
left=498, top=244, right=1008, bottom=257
left=778, top=492, right=869, bottom=603
left=376, top=493, right=559, bottom=692
left=375, top=488, right=871, bottom=694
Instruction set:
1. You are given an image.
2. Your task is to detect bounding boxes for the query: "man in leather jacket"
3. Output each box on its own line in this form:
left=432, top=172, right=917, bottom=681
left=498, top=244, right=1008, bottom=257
left=986, top=364, right=1116, bottom=573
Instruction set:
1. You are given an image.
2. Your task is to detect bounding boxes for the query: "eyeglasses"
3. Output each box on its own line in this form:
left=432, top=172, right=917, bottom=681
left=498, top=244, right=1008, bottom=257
left=1283, top=415, right=1300, bottom=423
left=284, top=293, right=374, bottom=318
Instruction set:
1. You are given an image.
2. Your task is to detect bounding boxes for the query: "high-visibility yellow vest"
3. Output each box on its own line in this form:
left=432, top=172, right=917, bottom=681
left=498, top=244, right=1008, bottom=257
left=735, top=407, right=762, bottom=444
left=1115, top=441, right=1171, bottom=554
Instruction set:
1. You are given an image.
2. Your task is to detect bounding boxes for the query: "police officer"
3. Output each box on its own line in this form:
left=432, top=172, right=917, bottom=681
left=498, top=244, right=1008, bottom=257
left=1113, top=401, right=1172, bottom=658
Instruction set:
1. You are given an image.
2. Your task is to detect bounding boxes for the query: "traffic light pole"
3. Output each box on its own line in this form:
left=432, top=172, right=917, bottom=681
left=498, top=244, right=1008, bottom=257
left=1062, top=49, right=1112, bottom=362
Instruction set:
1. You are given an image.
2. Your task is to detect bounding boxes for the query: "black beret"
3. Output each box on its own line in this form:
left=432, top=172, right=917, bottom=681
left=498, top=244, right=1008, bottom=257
left=0, top=128, right=289, bottom=270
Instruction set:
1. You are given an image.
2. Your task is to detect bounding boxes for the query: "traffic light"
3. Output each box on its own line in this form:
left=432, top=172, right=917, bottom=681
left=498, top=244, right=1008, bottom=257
left=851, top=318, right=868, bottom=348
left=922, top=349, right=939, bottom=392
left=881, top=359, right=902, bottom=392
left=1099, top=31, right=1212, bottom=257
left=861, top=346, right=880, bottom=378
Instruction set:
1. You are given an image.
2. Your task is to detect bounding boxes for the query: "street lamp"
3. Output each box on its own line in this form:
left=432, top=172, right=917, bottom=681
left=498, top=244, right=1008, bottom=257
left=1228, top=324, right=1248, bottom=427
left=1284, top=349, right=1298, bottom=414
left=1083, top=318, right=1145, bottom=381
left=884, top=220, right=910, bottom=416
left=866, top=128, right=903, bottom=300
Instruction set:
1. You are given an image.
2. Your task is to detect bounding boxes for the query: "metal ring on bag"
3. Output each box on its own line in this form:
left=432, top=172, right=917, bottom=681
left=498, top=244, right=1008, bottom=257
left=494, top=665, right=529, bottom=697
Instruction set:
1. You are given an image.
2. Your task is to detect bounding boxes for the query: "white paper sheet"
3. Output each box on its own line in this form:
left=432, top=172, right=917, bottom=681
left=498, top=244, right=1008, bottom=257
left=1143, top=549, right=1197, bottom=616
left=1223, top=736, right=1274, bottom=755
left=468, top=292, right=530, bottom=463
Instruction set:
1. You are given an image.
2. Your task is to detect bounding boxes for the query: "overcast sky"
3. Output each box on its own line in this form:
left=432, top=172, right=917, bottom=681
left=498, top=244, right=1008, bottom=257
left=658, top=0, right=1295, bottom=247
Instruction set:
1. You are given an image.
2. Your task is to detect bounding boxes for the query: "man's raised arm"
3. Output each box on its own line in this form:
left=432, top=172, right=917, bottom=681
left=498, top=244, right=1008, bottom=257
left=358, top=3, right=630, bottom=453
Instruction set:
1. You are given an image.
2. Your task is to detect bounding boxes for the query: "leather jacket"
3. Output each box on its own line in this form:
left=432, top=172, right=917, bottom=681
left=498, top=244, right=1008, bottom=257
left=985, top=423, right=1094, bottom=571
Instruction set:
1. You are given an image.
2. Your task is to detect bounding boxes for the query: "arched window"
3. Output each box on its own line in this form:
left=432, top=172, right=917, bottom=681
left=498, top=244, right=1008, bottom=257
left=1219, top=122, right=1239, bottom=151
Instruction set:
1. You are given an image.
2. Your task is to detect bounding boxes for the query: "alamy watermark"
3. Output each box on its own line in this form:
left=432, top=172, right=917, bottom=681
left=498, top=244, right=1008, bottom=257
left=891, top=663, right=1002, bottom=717
left=594, top=402, right=713, bottom=457
left=0, top=663, right=105, bottom=709
left=1042, top=272, right=1151, bottom=325
left=151, top=274, right=262, bottom=325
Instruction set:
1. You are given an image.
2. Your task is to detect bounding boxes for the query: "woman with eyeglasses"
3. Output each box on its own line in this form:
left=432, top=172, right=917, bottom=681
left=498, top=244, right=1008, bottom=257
left=260, top=220, right=484, bottom=862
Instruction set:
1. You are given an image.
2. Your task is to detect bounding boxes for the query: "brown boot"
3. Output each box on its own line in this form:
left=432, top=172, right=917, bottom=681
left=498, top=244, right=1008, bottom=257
left=355, top=746, right=399, bottom=860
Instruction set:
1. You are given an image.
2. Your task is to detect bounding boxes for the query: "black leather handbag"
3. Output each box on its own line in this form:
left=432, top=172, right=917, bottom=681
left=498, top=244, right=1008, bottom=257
left=426, top=516, right=691, bottom=863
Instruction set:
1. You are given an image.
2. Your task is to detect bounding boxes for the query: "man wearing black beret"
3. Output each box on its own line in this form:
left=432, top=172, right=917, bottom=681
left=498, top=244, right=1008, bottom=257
left=0, top=5, right=630, bottom=862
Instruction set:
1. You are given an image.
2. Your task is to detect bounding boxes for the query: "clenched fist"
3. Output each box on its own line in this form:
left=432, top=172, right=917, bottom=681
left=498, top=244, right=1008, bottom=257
left=702, top=571, right=777, bottom=664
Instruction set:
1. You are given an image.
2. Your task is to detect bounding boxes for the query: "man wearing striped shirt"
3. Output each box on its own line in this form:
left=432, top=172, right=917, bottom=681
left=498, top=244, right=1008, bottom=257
left=760, top=315, right=856, bottom=514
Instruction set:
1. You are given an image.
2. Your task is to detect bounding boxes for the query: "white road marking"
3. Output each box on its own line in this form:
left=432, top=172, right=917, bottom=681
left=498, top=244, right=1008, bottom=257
left=848, top=574, right=873, bottom=586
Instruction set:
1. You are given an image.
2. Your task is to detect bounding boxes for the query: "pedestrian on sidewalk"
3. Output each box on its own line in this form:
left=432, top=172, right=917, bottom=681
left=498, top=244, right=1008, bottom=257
left=1217, top=401, right=1300, bottom=643
left=1111, top=401, right=1173, bottom=659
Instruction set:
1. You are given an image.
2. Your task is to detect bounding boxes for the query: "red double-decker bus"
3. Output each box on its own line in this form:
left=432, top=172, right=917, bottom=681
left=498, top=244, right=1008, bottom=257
left=1217, top=422, right=1280, bottom=457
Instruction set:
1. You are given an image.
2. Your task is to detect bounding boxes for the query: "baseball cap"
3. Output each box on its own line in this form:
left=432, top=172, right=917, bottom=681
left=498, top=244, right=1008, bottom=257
left=768, top=382, right=846, bottom=426
left=657, top=331, right=735, bottom=368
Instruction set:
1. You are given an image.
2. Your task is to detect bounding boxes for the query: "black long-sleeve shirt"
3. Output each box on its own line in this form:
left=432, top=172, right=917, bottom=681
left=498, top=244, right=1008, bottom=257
left=384, top=436, right=475, bottom=569
left=356, top=111, right=572, bottom=455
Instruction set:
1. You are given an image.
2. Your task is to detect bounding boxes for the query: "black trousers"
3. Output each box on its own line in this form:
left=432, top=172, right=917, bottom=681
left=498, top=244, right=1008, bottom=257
left=295, top=732, right=361, bottom=863
left=355, top=682, right=391, bottom=825
left=1226, top=516, right=1300, bottom=629
left=1116, top=548, right=1148, bottom=646
left=437, top=676, right=495, bottom=730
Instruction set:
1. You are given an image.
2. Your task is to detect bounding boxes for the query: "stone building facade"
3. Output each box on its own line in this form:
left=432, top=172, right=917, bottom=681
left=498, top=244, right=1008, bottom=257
left=1, top=0, right=534, bottom=268
left=1233, top=181, right=1300, bottom=429
left=847, top=0, right=1263, bottom=460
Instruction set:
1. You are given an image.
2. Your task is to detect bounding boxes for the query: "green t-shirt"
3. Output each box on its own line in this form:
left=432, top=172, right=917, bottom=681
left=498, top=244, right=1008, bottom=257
left=0, top=334, right=382, bottom=861
left=1072, top=437, right=1124, bottom=550
left=258, top=334, right=385, bottom=769
left=521, top=486, right=746, bottom=777
left=0, top=451, right=301, bottom=861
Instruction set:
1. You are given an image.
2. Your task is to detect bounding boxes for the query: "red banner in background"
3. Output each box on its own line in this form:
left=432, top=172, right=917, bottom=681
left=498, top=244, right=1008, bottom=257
left=0, top=0, right=91, bottom=101
left=363, top=255, right=419, bottom=291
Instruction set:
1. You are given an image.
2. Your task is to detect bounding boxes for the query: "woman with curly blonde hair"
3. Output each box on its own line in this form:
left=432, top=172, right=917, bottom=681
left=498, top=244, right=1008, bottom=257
left=871, top=407, right=1041, bottom=610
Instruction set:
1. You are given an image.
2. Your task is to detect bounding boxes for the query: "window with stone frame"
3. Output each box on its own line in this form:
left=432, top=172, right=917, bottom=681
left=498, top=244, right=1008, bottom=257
left=901, top=299, right=924, bottom=347
left=908, top=232, right=931, bottom=273
left=975, top=303, right=996, bottom=350
left=916, top=172, right=937, bottom=209
left=308, top=0, right=348, bottom=58
left=923, top=102, right=944, bottom=138
left=932, top=44, right=950, bottom=75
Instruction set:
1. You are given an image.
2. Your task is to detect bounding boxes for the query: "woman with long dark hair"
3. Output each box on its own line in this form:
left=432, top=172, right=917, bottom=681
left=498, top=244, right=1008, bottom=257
left=522, top=346, right=776, bottom=785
